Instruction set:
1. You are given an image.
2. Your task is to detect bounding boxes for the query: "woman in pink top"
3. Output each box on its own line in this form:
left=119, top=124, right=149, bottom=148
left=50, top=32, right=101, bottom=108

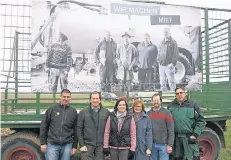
left=103, top=98, right=136, bottom=160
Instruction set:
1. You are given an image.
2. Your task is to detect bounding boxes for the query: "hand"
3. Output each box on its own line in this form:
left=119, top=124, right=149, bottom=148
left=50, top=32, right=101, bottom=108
left=40, top=145, right=47, bottom=153
left=64, top=71, right=68, bottom=76
left=45, top=68, right=50, bottom=73
left=146, top=148, right=151, bottom=156
left=80, top=146, right=88, bottom=152
left=190, top=135, right=196, bottom=139
left=168, top=63, right=174, bottom=68
left=128, top=150, right=135, bottom=160
left=103, top=148, right=110, bottom=156
left=71, top=148, right=77, bottom=155
left=167, top=145, right=172, bottom=153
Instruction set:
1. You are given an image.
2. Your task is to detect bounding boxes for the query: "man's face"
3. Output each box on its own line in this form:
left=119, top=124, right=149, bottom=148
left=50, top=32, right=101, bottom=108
left=164, top=28, right=170, bottom=38
left=175, top=88, right=186, bottom=102
left=117, top=100, right=127, bottom=113
left=123, top=36, right=129, bottom=44
left=144, top=35, right=150, bottom=44
left=152, top=95, right=161, bottom=108
left=60, top=92, right=71, bottom=105
left=91, top=93, right=101, bottom=107
left=105, top=32, right=111, bottom=41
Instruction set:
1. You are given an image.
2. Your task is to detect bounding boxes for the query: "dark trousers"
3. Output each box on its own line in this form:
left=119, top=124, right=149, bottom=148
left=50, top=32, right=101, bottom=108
left=80, top=145, right=104, bottom=160
left=138, top=68, right=154, bottom=90
left=99, top=64, right=114, bottom=91
left=110, top=148, right=129, bottom=160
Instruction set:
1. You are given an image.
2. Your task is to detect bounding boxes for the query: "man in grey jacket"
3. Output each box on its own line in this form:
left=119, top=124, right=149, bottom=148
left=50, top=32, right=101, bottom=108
left=157, top=28, right=179, bottom=91
left=77, top=91, right=110, bottom=160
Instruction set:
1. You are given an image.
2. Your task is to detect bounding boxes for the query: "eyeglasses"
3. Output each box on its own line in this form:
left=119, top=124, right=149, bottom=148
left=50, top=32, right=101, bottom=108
left=175, top=92, right=185, bottom=95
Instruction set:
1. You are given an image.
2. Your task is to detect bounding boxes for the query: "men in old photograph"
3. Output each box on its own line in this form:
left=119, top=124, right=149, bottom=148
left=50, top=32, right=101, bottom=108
left=137, top=33, right=158, bottom=91
left=116, top=32, right=138, bottom=91
left=94, top=31, right=117, bottom=92
left=45, top=32, right=72, bottom=93
left=157, top=28, right=179, bottom=91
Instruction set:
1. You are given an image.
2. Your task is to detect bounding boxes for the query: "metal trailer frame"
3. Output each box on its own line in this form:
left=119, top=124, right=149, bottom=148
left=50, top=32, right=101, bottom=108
left=0, top=0, right=231, bottom=160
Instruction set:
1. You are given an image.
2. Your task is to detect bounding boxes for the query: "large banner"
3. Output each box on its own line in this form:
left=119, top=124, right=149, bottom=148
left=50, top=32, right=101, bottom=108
left=31, top=0, right=202, bottom=92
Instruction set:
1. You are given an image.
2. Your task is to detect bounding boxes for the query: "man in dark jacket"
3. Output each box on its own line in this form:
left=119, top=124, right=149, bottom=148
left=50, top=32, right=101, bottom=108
left=94, top=31, right=117, bottom=92
left=40, top=89, right=78, bottom=160
left=137, top=33, right=158, bottom=91
left=77, top=91, right=110, bottom=160
left=157, top=28, right=179, bottom=91
left=45, top=32, right=72, bottom=93
left=168, top=87, right=206, bottom=160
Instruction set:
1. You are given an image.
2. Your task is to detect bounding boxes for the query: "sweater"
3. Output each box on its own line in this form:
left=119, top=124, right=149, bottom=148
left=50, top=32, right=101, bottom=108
left=147, top=107, right=174, bottom=146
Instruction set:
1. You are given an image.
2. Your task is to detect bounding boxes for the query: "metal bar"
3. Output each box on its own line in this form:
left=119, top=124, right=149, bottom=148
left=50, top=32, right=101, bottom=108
left=2, top=25, right=30, bottom=28
left=209, top=59, right=229, bottom=64
left=204, top=8, right=210, bottom=111
left=209, top=31, right=229, bottom=40
left=209, top=43, right=228, bottom=50
left=36, top=92, right=40, bottom=114
left=201, top=19, right=231, bottom=33
left=15, top=32, right=19, bottom=107
left=0, top=14, right=31, bottom=18
left=208, top=27, right=228, bottom=36
left=0, top=4, right=32, bottom=7
left=0, top=59, right=31, bottom=62
left=4, top=89, right=8, bottom=113
left=209, top=37, right=228, bottom=46
left=0, top=81, right=30, bottom=83
left=229, top=21, right=231, bottom=81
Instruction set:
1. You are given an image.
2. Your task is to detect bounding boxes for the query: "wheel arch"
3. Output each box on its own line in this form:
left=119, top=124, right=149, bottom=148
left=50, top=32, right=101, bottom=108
left=205, top=121, right=225, bottom=148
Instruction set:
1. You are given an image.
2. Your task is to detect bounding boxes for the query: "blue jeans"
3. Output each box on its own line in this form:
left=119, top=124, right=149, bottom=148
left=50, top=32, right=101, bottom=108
left=45, top=143, right=72, bottom=160
left=151, top=143, right=169, bottom=160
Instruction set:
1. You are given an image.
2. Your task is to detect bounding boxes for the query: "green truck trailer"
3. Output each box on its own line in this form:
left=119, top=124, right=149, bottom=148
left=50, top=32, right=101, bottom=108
left=1, top=0, right=231, bottom=160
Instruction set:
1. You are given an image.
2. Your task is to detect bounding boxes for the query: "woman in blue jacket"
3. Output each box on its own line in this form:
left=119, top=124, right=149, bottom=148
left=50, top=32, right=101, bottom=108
left=132, top=100, right=153, bottom=160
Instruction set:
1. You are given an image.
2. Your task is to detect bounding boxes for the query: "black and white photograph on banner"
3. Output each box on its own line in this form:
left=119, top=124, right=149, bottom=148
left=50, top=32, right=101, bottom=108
left=31, top=0, right=202, bottom=92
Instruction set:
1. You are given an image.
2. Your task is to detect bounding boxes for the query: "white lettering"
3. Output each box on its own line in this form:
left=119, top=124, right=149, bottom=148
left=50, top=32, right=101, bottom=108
left=159, top=17, right=173, bottom=23
left=113, top=6, right=127, bottom=13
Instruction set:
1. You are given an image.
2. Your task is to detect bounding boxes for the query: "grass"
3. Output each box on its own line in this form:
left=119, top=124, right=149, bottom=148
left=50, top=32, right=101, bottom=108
left=219, top=120, right=231, bottom=160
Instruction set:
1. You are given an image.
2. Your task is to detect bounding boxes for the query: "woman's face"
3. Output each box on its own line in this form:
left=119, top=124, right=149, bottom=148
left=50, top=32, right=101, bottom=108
left=134, top=103, right=143, bottom=113
left=117, top=101, right=127, bottom=113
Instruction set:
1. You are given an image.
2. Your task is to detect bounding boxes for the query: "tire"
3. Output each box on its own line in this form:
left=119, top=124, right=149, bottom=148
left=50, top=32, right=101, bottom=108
left=175, top=53, right=193, bottom=85
left=198, top=127, right=221, bottom=160
left=1, top=132, right=45, bottom=160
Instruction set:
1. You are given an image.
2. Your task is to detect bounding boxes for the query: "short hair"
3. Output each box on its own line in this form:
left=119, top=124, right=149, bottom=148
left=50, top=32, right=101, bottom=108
left=144, top=33, right=150, bottom=38
left=175, top=87, right=185, bottom=92
left=152, top=93, right=162, bottom=102
left=132, top=100, right=145, bottom=112
left=61, top=89, right=71, bottom=95
left=114, top=98, right=129, bottom=112
left=90, top=91, right=101, bottom=100
left=60, top=32, right=68, bottom=42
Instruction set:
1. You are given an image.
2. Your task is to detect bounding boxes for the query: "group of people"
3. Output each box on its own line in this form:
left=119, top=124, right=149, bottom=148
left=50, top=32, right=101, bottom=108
left=45, top=27, right=180, bottom=93
left=40, top=87, right=206, bottom=160
left=95, top=28, right=179, bottom=92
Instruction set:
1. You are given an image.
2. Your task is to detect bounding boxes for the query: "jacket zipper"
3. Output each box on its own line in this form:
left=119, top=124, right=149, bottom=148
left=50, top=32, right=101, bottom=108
left=60, top=106, right=66, bottom=143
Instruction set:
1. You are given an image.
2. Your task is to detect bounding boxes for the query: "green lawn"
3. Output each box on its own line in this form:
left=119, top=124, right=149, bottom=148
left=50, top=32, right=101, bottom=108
left=219, top=120, right=231, bottom=160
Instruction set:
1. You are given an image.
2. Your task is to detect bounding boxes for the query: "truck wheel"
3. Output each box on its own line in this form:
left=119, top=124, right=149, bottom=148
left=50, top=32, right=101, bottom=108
left=175, top=53, right=193, bottom=84
left=1, top=132, right=44, bottom=160
left=198, top=127, right=221, bottom=160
